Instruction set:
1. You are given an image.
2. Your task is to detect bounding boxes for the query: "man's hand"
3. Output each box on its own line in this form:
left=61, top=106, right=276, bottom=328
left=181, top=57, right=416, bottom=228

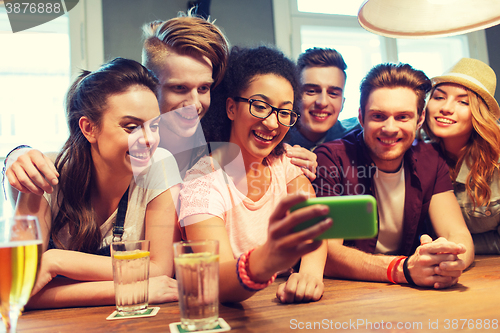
left=6, top=149, right=59, bottom=195
left=276, top=272, right=324, bottom=303
left=285, top=144, right=317, bottom=181
left=405, top=235, right=467, bottom=289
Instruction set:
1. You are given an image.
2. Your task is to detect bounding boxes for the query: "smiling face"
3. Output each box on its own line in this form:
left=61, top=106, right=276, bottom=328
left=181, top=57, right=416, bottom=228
left=299, top=66, right=345, bottom=142
left=360, top=87, right=424, bottom=172
left=155, top=51, right=213, bottom=141
left=89, top=85, right=160, bottom=177
left=425, top=83, right=474, bottom=148
left=227, top=74, right=294, bottom=163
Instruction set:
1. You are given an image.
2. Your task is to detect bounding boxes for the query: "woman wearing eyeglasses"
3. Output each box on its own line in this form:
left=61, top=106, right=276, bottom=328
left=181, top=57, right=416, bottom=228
left=178, top=46, right=330, bottom=304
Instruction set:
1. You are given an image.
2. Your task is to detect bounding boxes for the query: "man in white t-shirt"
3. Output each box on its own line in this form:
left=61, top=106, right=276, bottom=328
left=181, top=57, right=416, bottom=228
left=313, top=62, right=474, bottom=289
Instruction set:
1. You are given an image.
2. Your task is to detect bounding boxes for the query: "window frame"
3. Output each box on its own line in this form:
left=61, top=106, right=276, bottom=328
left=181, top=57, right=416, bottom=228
left=0, top=0, right=106, bottom=76
left=272, top=0, right=489, bottom=64
left=68, top=0, right=104, bottom=77
left=0, top=0, right=103, bottom=158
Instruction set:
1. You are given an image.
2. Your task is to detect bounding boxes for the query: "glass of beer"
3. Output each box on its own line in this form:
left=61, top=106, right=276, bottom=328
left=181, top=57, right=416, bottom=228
left=0, top=215, right=43, bottom=333
left=111, top=240, right=150, bottom=315
left=174, top=240, right=219, bottom=331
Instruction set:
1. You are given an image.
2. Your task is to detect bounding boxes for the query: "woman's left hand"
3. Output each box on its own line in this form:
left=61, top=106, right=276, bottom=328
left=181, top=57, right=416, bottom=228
left=276, top=272, right=324, bottom=303
left=285, top=144, right=317, bottom=181
left=31, top=249, right=58, bottom=296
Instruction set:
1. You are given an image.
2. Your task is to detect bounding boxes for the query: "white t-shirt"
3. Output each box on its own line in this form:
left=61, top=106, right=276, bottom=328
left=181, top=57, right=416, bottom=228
left=374, top=164, right=405, bottom=254
left=43, top=148, right=181, bottom=250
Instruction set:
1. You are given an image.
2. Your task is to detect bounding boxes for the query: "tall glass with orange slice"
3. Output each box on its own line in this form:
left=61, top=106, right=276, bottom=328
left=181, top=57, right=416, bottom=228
left=111, top=240, right=150, bottom=315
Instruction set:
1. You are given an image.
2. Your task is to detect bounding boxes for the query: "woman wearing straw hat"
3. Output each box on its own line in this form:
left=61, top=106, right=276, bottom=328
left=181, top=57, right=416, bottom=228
left=423, top=57, right=500, bottom=254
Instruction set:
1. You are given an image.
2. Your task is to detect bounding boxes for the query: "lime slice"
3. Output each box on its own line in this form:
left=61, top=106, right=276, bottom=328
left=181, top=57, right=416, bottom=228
left=175, top=252, right=219, bottom=266
left=113, top=250, right=150, bottom=260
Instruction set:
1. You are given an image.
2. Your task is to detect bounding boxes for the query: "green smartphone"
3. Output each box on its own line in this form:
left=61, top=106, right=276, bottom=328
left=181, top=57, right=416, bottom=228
left=291, top=195, right=378, bottom=240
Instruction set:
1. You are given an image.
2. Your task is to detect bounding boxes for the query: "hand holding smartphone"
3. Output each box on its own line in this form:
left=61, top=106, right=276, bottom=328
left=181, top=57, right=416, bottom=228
left=291, top=195, right=378, bottom=240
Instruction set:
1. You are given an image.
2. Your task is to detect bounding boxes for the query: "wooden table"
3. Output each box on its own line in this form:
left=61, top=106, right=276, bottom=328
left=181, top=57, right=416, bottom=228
left=16, top=255, right=500, bottom=333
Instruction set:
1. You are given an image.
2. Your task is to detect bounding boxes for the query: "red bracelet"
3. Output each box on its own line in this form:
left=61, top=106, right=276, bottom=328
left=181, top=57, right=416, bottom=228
left=236, top=248, right=277, bottom=292
left=387, top=256, right=407, bottom=284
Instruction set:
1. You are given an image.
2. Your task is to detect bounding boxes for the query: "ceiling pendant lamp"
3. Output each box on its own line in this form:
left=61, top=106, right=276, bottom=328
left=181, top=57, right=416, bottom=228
left=358, top=0, right=500, bottom=38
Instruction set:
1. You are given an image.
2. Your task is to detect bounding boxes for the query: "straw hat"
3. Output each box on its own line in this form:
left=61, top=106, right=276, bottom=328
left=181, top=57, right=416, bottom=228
left=431, top=58, right=500, bottom=119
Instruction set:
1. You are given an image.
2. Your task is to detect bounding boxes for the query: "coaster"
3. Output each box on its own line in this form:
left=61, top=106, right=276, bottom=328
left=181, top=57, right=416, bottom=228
left=106, top=307, right=160, bottom=320
left=169, top=318, right=231, bottom=333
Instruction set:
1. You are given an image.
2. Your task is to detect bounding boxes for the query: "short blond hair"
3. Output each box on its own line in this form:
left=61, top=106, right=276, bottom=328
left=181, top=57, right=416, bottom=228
left=142, top=11, right=229, bottom=88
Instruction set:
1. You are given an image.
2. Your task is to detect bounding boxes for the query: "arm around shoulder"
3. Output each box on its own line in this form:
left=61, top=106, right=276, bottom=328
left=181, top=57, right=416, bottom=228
left=5, top=148, right=59, bottom=199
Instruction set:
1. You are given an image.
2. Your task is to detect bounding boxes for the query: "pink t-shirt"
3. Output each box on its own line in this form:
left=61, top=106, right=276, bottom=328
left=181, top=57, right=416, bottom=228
left=179, top=153, right=303, bottom=257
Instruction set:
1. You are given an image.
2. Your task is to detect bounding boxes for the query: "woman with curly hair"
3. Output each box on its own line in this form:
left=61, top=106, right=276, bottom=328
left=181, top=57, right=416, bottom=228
left=423, top=57, right=500, bottom=254
left=179, top=46, right=331, bottom=304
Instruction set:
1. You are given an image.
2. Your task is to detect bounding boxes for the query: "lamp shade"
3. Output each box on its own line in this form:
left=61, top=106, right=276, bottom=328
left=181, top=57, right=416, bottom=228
left=358, top=0, right=500, bottom=38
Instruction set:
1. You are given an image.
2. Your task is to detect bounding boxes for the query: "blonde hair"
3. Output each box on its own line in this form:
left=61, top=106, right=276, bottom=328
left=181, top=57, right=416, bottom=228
left=424, top=85, right=500, bottom=208
left=141, top=11, right=229, bottom=88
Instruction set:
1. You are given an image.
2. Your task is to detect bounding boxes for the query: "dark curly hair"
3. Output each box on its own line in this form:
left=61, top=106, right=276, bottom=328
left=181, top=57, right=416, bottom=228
left=201, top=45, right=300, bottom=156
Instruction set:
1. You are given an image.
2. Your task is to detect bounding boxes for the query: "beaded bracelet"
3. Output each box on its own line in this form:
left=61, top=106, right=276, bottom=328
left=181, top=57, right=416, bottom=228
left=387, top=256, right=407, bottom=284
left=2, top=145, right=32, bottom=199
left=403, top=257, right=417, bottom=286
left=236, top=248, right=277, bottom=292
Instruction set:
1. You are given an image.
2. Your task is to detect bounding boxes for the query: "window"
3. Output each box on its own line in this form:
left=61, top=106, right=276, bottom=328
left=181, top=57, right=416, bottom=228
left=273, top=0, right=489, bottom=120
left=299, top=25, right=382, bottom=120
left=0, top=0, right=103, bottom=217
left=397, top=37, right=469, bottom=79
left=0, top=0, right=104, bottom=158
left=0, top=5, right=71, bottom=156
left=297, top=0, right=364, bottom=16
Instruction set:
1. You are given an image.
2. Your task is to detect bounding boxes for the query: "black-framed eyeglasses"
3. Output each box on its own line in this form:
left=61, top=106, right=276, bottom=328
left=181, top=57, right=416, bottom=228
left=233, top=97, right=299, bottom=127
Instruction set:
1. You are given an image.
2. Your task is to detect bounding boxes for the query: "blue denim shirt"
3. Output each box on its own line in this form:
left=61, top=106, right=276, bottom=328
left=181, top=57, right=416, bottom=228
left=286, top=117, right=361, bottom=151
left=454, top=162, right=500, bottom=254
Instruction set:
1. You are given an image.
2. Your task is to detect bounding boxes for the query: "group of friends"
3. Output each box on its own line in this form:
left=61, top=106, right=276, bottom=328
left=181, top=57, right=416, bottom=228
left=3, top=11, right=500, bottom=309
